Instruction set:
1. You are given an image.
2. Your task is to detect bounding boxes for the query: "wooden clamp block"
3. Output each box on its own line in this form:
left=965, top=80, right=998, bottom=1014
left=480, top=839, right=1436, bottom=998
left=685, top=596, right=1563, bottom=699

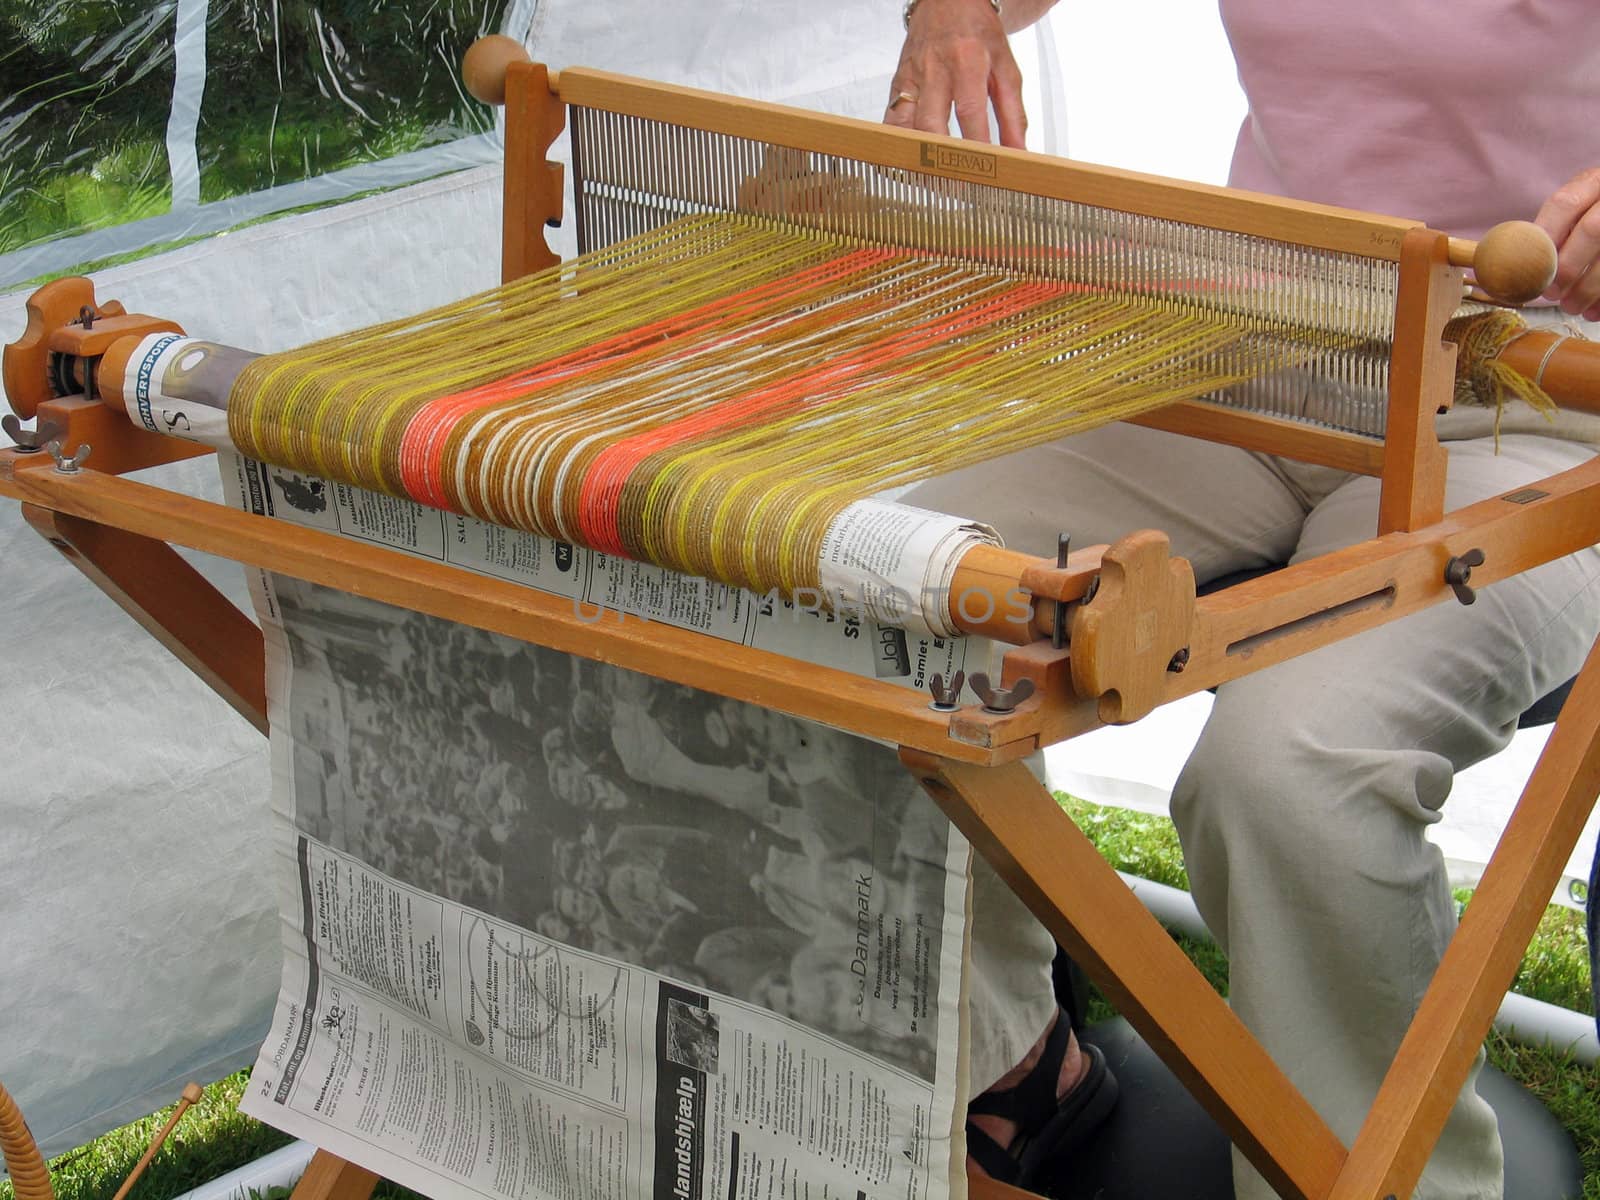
left=1069, top=530, right=1195, bottom=725
left=4, top=277, right=182, bottom=418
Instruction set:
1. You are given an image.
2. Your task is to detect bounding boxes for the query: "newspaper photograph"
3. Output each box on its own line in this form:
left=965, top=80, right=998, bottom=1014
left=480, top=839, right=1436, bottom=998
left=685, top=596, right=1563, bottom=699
left=237, top=561, right=973, bottom=1199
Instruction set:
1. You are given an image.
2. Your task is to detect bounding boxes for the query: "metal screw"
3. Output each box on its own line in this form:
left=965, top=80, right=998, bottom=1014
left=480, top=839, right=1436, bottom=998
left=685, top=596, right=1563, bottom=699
left=1052, top=533, right=1070, bottom=649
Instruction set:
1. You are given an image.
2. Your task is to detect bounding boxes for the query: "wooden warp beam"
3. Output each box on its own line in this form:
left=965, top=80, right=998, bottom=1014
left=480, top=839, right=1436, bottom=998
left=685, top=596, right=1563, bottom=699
left=228, top=212, right=1355, bottom=603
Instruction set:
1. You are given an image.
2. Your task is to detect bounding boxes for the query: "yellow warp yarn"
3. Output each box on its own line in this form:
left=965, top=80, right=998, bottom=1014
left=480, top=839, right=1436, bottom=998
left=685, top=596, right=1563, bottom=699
left=230, top=213, right=1331, bottom=599
left=1443, top=308, right=1561, bottom=449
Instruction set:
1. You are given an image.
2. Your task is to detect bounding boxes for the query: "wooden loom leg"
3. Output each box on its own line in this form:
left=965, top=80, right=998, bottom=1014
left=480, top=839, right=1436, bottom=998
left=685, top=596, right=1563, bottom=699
left=288, top=1150, right=379, bottom=1200
left=968, top=1176, right=1040, bottom=1200
left=1328, top=629, right=1600, bottom=1200
left=21, top=505, right=268, bottom=734
left=901, top=750, right=1345, bottom=1200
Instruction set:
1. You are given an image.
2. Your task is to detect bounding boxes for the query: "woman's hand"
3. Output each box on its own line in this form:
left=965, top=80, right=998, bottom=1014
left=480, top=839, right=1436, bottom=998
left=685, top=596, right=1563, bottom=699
left=1536, top=167, right=1600, bottom=320
left=885, top=0, right=1026, bottom=146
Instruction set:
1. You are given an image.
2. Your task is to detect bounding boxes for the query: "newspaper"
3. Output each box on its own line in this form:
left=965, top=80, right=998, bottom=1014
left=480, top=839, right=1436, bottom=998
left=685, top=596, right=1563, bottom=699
left=225, top=453, right=976, bottom=1200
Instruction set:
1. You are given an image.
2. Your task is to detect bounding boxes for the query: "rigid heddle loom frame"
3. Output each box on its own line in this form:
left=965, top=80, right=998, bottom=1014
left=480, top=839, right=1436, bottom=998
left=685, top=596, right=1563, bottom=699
left=7, top=53, right=1600, bottom=1200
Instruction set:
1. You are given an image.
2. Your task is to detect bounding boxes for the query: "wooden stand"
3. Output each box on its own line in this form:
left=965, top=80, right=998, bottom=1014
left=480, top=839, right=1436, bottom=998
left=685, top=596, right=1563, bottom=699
left=6, top=55, right=1600, bottom=1200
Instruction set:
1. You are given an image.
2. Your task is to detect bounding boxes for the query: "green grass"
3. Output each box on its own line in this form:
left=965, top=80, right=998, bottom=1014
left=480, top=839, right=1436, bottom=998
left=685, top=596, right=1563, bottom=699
left=4, top=795, right=1593, bottom=1200
left=0, top=1075, right=291, bottom=1200
left=1, top=114, right=472, bottom=260
left=10, top=179, right=454, bottom=292
left=1505, top=902, right=1593, bottom=1017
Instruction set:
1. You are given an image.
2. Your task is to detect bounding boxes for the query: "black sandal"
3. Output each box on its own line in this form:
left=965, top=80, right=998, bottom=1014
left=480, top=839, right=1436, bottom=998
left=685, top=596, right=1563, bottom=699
left=966, top=1010, right=1119, bottom=1193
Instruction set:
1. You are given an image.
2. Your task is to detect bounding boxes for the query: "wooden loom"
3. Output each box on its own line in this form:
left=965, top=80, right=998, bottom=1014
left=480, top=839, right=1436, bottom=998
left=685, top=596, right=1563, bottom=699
left=7, top=37, right=1600, bottom=1200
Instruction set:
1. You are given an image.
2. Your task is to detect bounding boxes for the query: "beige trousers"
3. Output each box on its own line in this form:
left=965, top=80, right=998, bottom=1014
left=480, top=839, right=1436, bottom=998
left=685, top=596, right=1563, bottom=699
left=929, top=422, right=1600, bottom=1199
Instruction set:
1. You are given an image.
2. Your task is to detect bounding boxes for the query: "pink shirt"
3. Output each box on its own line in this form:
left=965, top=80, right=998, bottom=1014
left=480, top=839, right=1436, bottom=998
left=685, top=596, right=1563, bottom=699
left=1220, top=0, right=1599, bottom=240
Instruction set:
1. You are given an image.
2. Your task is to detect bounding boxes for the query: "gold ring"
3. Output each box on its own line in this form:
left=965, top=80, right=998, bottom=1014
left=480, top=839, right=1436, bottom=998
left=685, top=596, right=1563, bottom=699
left=890, top=91, right=917, bottom=109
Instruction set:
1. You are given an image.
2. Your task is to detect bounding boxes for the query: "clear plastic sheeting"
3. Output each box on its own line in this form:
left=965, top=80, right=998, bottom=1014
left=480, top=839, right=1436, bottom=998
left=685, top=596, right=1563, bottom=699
left=195, top=2, right=504, bottom=202
left=0, top=0, right=508, bottom=286
left=3, top=3, right=181, bottom=253
left=0, top=0, right=1067, bottom=287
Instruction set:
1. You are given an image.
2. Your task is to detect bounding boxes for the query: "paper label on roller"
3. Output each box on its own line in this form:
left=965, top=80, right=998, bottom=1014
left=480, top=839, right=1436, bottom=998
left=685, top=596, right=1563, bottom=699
left=818, top=500, right=1001, bottom=639
left=121, top=333, right=254, bottom=450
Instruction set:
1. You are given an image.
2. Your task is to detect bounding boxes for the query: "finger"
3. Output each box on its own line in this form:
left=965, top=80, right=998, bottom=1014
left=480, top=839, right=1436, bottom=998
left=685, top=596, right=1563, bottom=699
left=915, top=69, right=955, bottom=137
left=1535, top=168, right=1600, bottom=299
left=885, top=80, right=918, bottom=131
left=942, top=41, right=994, bottom=143
left=1535, top=167, right=1600, bottom=245
left=1553, top=205, right=1600, bottom=311
left=884, top=43, right=920, bottom=129
left=1558, top=223, right=1600, bottom=314
left=989, top=61, right=1028, bottom=149
left=1563, top=257, right=1600, bottom=321
left=952, top=87, right=993, bottom=143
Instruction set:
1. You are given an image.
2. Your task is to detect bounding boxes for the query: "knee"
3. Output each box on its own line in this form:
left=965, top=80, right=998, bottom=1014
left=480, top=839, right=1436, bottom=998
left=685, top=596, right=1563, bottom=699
left=1171, top=702, right=1451, bottom=886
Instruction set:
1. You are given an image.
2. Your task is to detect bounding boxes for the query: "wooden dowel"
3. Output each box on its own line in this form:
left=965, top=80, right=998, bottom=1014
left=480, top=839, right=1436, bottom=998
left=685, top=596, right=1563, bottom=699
left=108, top=1083, right=204, bottom=1200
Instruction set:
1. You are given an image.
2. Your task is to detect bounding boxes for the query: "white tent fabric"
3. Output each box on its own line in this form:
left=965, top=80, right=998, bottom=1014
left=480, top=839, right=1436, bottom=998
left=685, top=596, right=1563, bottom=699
left=0, top=167, right=504, bottom=1160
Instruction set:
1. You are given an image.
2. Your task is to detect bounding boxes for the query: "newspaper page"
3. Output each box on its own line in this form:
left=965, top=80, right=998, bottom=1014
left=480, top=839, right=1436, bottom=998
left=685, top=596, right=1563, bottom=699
left=227, top=455, right=975, bottom=1200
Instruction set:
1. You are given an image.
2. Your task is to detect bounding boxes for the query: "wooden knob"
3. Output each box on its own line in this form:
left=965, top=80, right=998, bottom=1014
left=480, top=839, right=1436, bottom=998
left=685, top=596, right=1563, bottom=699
left=462, top=34, right=531, bottom=106
left=1471, top=220, right=1558, bottom=306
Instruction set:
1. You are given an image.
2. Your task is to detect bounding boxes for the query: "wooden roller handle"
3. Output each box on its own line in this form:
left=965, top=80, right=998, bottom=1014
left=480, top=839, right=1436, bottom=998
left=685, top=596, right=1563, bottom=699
left=1447, top=220, right=1559, bottom=306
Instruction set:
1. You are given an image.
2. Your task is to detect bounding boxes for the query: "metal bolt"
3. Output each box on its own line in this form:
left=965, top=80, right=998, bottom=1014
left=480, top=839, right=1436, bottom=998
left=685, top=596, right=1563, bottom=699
left=1167, top=647, right=1191, bottom=673
left=1052, top=532, right=1071, bottom=649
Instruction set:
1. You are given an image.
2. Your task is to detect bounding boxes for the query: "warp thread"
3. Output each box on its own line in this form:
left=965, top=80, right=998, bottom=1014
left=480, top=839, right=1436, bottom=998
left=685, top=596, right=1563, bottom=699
left=230, top=213, right=1341, bottom=600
